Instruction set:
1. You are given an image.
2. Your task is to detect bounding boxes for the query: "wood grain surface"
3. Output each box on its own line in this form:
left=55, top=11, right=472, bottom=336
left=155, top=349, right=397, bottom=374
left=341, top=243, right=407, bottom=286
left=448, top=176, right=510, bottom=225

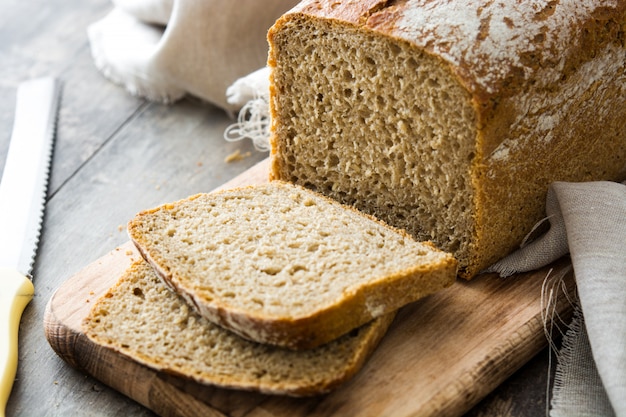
left=43, top=159, right=577, bottom=417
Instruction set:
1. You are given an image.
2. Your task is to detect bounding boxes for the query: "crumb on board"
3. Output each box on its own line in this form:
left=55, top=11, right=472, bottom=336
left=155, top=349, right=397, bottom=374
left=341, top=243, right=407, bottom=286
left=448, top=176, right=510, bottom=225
left=126, top=250, right=134, bottom=256
left=224, top=149, right=251, bottom=163
left=118, top=224, right=124, bottom=232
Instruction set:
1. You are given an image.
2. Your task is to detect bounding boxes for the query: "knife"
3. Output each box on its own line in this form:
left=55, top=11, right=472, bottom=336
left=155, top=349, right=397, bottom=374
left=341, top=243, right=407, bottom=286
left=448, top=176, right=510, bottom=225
left=0, top=77, right=61, bottom=416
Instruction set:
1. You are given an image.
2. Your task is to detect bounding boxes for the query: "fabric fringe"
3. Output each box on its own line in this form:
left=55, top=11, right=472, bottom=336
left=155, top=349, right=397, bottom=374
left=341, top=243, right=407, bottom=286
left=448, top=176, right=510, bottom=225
left=550, top=305, right=584, bottom=412
left=540, top=265, right=576, bottom=416
left=540, top=265, right=616, bottom=417
left=549, top=304, right=616, bottom=417
left=223, top=93, right=271, bottom=152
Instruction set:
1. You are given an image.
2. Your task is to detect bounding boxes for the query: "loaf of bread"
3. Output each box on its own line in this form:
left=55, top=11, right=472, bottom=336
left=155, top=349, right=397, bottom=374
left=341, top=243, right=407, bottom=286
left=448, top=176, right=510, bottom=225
left=267, top=0, right=626, bottom=279
left=127, top=181, right=457, bottom=350
left=83, top=259, right=396, bottom=396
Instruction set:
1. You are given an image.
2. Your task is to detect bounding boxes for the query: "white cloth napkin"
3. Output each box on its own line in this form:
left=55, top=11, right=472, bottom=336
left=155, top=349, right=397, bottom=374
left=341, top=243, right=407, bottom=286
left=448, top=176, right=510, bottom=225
left=88, top=0, right=298, bottom=112
left=488, top=181, right=626, bottom=416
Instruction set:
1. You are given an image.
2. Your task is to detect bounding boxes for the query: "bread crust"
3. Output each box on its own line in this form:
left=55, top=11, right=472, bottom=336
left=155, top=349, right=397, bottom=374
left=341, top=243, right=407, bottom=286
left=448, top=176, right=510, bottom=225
left=135, top=236, right=455, bottom=350
left=84, top=260, right=397, bottom=396
left=268, top=0, right=626, bottom=278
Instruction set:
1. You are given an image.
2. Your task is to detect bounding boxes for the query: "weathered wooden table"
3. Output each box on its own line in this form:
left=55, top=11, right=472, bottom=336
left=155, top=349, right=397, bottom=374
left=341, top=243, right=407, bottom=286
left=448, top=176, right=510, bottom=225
left=2, top=1, right=555, bottom=416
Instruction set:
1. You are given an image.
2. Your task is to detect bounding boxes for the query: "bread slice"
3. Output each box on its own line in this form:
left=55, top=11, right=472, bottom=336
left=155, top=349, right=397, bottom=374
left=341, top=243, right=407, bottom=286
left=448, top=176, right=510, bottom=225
left=127, top=181, right=457, bottom=350
left=267, top=1, right=626, bottom=279
left=83, top=259, right=396, bottom=396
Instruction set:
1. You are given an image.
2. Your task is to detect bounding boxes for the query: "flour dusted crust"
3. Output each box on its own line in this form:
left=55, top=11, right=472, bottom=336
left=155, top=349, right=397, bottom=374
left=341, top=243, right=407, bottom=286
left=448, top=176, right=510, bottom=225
left=268, top=0, right=626, bottom=278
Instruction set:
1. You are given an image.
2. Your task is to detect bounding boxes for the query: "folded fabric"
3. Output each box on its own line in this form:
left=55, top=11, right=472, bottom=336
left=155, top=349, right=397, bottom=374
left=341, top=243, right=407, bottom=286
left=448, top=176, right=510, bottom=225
left=87, top=0, right=298, bottom=112
left=488, top=181, right=626, bottom=417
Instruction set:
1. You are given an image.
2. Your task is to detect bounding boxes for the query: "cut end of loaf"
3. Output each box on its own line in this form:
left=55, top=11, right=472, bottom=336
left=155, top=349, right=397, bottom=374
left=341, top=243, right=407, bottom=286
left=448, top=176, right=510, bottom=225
left=268, top=3, right=626, bottom=280
left=268, top=14, right=478, bottom=275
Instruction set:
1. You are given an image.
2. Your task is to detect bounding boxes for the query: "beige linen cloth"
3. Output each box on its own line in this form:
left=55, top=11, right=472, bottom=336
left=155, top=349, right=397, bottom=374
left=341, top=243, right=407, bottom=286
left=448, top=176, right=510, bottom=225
left=88, top=2, right=626, bottom=415
left=87, top=0, right=297, bottom=113
left=487, top=181, right=626, bottom=417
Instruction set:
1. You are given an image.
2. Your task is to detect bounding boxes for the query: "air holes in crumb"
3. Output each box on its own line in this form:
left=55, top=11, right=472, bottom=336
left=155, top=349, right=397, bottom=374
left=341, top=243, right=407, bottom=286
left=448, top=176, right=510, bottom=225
left=253, top=370, right=268, bottom=379
left=167, top=229, right=175, bottom=237
left=303, top=198, right=316, bottom=207
left=316, top=93, right=324, bottom=102
left=261, top=266, right=282, bottom=276
left=389, top=43, right=402, bottom=56
left=428, top=78, right=440, bottom=88
left=252, top=298, right=264, bottom=307
left=290, top=265, right=308, bottom=274
left=348, top=327, right=360, bottom=338
left=223, top=292, right=236, bottom=298
left=132, top=287, right=145, bottom=299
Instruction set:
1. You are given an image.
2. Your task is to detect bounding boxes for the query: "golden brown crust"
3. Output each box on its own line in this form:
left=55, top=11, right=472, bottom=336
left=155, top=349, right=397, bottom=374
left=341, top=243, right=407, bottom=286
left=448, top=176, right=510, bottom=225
left=286, top=1, right=626, bottom=92
left=84, top=260, right=398, bottom=396
left=138, top=240, right=455, bottom=350
left=268, top=0, right=626, bottom=279
left=276, top=0, right=626, bottom=149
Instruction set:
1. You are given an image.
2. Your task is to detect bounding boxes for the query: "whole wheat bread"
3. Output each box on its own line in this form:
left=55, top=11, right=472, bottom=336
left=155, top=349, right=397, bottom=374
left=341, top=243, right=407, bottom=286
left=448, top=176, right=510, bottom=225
left=267, top=0, right=626, bottom=279
left=127, top=181, right=457, bottom=349
left=83, top=259, right=396, bottom=396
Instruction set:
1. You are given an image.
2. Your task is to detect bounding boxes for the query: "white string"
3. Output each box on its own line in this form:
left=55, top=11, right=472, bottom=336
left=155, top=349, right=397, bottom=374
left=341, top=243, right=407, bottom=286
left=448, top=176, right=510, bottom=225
left=223, top=93, right=271, bottom=152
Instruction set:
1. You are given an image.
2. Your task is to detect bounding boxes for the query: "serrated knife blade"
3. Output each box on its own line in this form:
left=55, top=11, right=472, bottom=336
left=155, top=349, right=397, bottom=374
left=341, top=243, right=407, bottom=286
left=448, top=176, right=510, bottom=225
left=0, top=77, right=61, bottom=416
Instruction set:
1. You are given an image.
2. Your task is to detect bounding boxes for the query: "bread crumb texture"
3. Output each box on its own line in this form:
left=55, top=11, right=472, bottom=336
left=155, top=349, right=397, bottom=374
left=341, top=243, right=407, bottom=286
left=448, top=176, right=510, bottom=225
left=83, top=260, right=395, bottom=396
left=127, top=182, right=456, bottom=349
left=268, top=0, right=626, bottom=278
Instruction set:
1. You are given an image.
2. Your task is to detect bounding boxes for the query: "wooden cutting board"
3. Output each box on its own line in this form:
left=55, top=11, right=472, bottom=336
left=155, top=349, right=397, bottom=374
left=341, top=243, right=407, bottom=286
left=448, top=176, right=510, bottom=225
left=44, top=158, right=576, bottom=417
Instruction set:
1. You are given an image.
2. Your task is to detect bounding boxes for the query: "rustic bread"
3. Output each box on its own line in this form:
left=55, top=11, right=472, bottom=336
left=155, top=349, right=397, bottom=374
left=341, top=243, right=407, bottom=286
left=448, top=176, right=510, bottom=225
left=127, top=181, right=457, bottom=350
left=83, top=259, right=396, bottom=396
left=267, top=0, right=626, bottom=279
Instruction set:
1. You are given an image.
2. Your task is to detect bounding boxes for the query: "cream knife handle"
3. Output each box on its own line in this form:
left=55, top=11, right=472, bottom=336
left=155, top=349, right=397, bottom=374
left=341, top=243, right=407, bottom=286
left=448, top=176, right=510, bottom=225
left=0, top=268, right=34, bottom=417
